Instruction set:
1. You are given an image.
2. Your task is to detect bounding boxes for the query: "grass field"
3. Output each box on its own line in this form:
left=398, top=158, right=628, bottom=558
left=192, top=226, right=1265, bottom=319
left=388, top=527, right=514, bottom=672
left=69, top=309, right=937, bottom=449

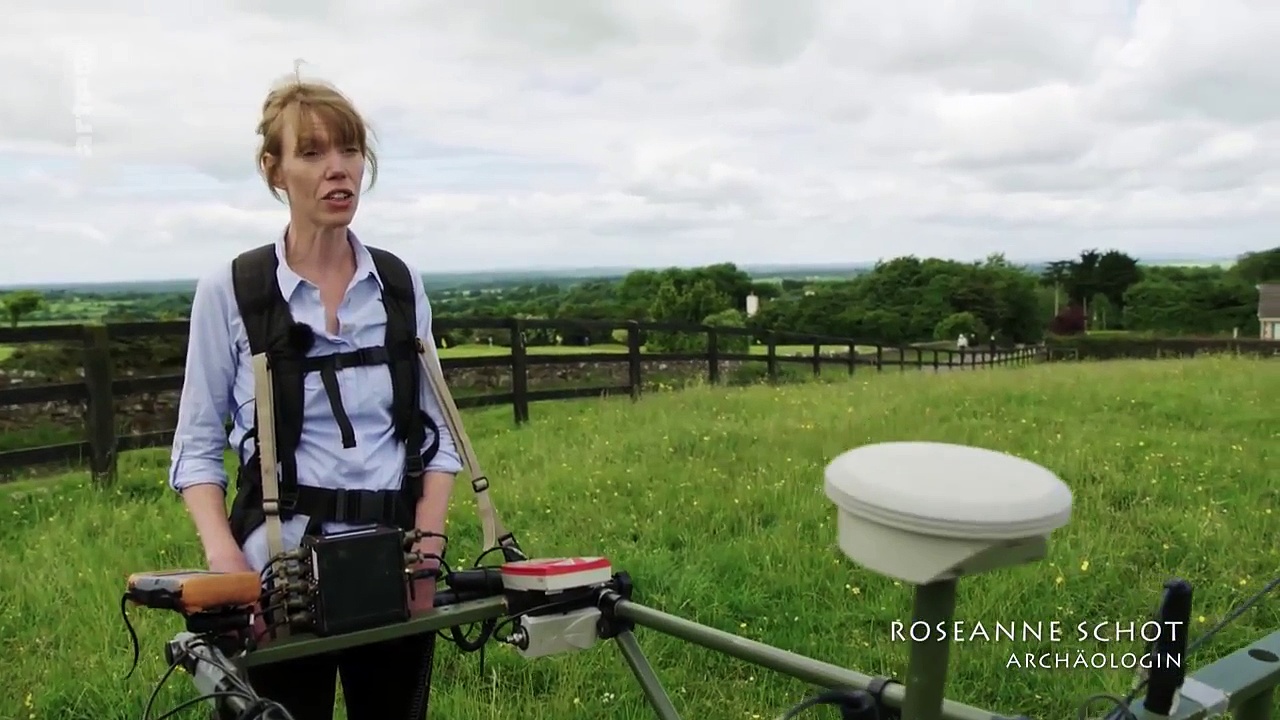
left=2, top=356, right=1277, bottom=719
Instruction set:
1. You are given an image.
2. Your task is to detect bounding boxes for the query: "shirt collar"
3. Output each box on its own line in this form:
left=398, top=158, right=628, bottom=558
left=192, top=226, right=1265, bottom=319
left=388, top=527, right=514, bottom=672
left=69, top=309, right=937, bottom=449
left=272, top=227, right=382, bottom=300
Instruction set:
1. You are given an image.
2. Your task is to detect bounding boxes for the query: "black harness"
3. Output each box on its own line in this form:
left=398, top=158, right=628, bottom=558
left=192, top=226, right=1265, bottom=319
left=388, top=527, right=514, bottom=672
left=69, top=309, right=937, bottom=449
left=225, top=242, right=441, bottom=545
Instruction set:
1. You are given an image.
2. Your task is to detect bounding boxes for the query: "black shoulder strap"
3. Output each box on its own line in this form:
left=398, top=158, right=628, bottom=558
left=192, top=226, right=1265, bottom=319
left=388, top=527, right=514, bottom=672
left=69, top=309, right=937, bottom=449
left=230, top=243, right=305, bottom=492
left=366, top=246, right=436, bottom=477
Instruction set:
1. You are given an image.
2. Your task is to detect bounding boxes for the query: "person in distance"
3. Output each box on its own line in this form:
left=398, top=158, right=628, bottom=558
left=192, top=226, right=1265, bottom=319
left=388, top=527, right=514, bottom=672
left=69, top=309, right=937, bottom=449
left=167, top=66, right=461, bottom=720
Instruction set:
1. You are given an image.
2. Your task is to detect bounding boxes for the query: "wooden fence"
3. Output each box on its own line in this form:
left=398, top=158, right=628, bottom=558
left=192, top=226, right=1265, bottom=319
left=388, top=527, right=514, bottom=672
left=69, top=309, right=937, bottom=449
left=0, top=317, right=1042, bottom=484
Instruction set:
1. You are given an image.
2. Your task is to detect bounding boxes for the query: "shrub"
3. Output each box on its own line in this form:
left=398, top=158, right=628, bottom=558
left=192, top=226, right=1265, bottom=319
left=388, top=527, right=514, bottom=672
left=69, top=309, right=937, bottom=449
left=1048, top=305, right=1087, bottom=335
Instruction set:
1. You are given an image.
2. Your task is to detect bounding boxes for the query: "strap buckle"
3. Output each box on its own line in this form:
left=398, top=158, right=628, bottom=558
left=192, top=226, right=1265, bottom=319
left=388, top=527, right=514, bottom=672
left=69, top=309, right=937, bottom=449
left=331, top=348, right=364, bottom=370
left=264, top=490, right=298, bottom=517
left=404, top=449, right=425, bottom=477
left=331, top=488, right=355, bottom=523
left=330, top=488, right=390, bottom=525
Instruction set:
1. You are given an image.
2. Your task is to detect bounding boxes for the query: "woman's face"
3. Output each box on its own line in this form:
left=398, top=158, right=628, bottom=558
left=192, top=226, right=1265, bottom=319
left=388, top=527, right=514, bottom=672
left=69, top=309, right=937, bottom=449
left=273, top=110, right=365, bottom=228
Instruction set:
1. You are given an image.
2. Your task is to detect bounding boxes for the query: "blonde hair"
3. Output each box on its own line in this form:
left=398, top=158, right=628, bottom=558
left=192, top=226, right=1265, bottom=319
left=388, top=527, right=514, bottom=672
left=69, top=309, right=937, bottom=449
left=255, top=60, right=379, bottom=201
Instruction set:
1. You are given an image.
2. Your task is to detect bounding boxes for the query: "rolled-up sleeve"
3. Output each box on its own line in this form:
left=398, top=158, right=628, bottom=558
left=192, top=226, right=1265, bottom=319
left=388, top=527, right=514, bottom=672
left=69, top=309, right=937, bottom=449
left=169, top=269, right=237, bottom=492
left=413, top=280, right=463, bottom=475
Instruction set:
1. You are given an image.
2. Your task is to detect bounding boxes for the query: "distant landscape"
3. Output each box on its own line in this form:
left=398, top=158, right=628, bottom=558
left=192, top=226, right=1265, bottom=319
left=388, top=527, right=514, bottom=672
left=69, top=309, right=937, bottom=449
left=0, top=248, right=1275, bottom=358
left=0, top=253, right=1243, bottom=296
left=2, top=250, right=1277, bottom=720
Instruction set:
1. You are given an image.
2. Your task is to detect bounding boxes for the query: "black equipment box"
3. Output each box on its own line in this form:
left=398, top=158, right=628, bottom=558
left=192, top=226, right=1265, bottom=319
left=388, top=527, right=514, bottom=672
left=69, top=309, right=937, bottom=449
left=301, top=525, right=409, bottom=636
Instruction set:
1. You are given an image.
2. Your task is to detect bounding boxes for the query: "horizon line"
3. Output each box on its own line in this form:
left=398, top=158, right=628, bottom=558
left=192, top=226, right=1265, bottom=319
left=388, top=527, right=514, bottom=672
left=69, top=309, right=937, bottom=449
left=0, top=253, right=1240, bottom=291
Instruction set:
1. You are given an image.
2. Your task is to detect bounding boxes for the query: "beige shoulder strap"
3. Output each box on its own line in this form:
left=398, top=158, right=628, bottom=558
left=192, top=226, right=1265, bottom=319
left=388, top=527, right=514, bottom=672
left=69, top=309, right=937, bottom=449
left=415, top=337, right=522, bottom=560
left=250, top=353, right=289, bottom=633
left=249, top=335, right=522, bottom=591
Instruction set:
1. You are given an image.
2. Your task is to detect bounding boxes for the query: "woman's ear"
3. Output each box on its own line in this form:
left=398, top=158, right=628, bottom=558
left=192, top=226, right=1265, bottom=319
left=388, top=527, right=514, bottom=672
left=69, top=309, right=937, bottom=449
left=262, top=154, right=284, bottom=190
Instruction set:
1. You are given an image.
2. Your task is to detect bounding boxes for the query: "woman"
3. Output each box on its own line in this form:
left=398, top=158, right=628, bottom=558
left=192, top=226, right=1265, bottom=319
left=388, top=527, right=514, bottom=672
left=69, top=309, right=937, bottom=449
left=167, top=70, right=460, bottom=720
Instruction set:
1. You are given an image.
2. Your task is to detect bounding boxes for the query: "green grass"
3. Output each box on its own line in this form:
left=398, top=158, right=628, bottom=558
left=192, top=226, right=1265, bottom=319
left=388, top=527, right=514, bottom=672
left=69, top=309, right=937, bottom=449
left=3, top=356, right=1277, bottom=719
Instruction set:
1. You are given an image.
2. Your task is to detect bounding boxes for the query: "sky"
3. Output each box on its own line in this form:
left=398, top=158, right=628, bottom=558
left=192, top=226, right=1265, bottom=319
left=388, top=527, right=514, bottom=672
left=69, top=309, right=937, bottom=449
left=2, top=0, right=1279, bottom=285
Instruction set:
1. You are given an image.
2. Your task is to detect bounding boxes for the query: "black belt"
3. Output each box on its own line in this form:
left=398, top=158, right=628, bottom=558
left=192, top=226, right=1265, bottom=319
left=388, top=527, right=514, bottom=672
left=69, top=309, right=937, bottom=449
left=287, top=485, right=404, bottom=525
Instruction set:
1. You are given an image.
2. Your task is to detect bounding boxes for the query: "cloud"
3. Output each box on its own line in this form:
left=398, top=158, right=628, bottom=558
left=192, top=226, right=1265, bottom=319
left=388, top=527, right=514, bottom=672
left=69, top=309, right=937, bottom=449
left=2, top=0, right=1279, bottom=284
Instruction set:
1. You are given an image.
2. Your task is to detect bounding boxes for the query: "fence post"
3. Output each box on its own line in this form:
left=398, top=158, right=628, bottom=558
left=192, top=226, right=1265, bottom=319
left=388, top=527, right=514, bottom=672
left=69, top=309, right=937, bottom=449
left=811, top=342, right=821, bottom=377
left=627, top=321, right=643, bottom=400
left=847, top=343, right=856, bottom=375
left=707, top=327, right=720, bottom=385
left=509, top=318, right=529, bottom=424
left=81, top=324, right=117, bottom=487
left=766, top=331, right=778, bottom=384
left=916, top=348, right=923, bottom=371
left=932, top=349, right=940, bottom=373
left=875, top=345, right=883, bottom=371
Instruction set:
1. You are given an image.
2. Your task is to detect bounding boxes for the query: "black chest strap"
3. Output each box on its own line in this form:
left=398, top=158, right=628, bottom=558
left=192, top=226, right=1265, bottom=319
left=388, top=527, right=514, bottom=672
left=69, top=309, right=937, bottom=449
left=225, top=241, right=440, bottom=543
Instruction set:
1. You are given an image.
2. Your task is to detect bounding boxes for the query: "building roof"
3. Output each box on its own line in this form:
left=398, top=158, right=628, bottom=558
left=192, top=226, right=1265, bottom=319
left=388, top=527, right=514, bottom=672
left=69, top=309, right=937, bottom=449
left=1260, top=283, right=1280, bottom=318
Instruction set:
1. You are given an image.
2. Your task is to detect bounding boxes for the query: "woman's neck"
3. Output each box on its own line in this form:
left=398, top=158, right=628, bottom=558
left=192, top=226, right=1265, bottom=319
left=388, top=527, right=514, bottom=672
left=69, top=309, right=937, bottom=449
left=284, top=222, right=354, bottom=279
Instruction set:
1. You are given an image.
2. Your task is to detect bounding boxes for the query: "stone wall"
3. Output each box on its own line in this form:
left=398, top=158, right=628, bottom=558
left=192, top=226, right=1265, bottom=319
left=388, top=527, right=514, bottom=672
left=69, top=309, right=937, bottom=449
left=0, top=357, right=777, bottom=438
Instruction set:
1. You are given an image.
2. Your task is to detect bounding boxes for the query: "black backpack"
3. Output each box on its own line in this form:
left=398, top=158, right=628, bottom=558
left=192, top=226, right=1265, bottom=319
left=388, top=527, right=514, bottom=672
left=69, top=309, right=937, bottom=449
left=225, top=242, right=440, bottom=545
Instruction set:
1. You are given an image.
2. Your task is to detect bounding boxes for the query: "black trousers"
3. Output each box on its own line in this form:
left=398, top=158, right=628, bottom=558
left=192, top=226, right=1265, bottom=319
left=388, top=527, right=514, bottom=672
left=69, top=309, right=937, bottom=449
left=221, top=631, right=437, bottom=720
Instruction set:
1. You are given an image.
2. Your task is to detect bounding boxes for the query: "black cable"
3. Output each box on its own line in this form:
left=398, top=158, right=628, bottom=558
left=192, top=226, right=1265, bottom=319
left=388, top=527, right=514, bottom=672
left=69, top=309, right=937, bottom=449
left=148, top=690, right=262, bottom=720
left=437, top=547, right=497, bottom=650
left=184, top=638, right=295, bottom=720
left=778, top=688, right=878, bottom=720
left=1084, top=574, right=1279, bottom=720
left=121, top=594, right=141, bottom=680
left=493, top=594, right=601, bottom=642
left=1077, top=693, right=1138, bottom=720
left=142, top=655, right=182, bottom=719
left=144, top=633, right=297, bottom=720
left=1186, top=574, right=1278, bottom=655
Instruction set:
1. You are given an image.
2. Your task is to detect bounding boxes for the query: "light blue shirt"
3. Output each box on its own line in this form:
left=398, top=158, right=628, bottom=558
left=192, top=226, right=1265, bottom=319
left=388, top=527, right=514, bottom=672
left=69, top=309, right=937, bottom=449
left=168, top=232, right=462, bottom=572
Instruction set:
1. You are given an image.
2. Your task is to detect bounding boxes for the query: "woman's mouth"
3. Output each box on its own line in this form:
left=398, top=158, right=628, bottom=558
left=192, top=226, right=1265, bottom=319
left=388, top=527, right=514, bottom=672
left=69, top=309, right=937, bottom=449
left=322, top=189, right=353, bottom=210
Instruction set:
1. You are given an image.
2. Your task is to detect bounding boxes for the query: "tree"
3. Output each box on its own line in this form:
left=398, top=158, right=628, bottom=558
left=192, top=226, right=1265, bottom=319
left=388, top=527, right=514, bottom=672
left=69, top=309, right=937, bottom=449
left=703, top=308, right=750, bottom=353
left=647, top=278, right=733, bottom=353
left=1231, top=246, right=1280, bottom=285
left=1048, top=305, right=1086, bottom=335
left=1040, top=260, right=1073, bottom=315
left=2, top=290, right=43, bottom=327
left=1094, top=250, right=1142, bottom=311
left=934, top=312, right=987, bottom=342
left=1089, top=293, right=1115, bottom=330
left=1064, top=250, right=1101, bottom=306
left=1123, top=274, right=1257, bottom=336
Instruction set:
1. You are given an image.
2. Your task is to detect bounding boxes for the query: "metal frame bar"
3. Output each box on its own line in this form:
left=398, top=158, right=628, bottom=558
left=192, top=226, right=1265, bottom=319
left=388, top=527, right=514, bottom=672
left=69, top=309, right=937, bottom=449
left=614, top=629, right=681, bottom=720
left=232, top=596, right=507, bottom=669
left=1125, top=630, right=1280, bottom=720
left=611, top=594, right=1008, bottom=720
left=216, top=588, right=1278, bottom=720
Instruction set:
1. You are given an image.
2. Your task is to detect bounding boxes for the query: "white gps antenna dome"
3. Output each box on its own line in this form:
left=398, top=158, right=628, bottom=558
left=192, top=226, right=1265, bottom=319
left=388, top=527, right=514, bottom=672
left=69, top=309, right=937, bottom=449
left=823, top=441, right=1073, bottom=585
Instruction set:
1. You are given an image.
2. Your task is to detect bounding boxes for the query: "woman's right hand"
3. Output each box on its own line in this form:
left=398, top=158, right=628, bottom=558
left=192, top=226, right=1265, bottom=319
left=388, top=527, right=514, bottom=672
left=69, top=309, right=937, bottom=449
left=207, top=547, right=254, bottom=574
left=204, top=547, right=276, bottom=645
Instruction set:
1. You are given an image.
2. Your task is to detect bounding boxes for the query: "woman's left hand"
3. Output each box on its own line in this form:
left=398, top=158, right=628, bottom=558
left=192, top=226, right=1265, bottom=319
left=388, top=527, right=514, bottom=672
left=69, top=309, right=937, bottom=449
left=408, top=572, right=437, bottom=615
left=407, top=537, right=443, bottom=615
